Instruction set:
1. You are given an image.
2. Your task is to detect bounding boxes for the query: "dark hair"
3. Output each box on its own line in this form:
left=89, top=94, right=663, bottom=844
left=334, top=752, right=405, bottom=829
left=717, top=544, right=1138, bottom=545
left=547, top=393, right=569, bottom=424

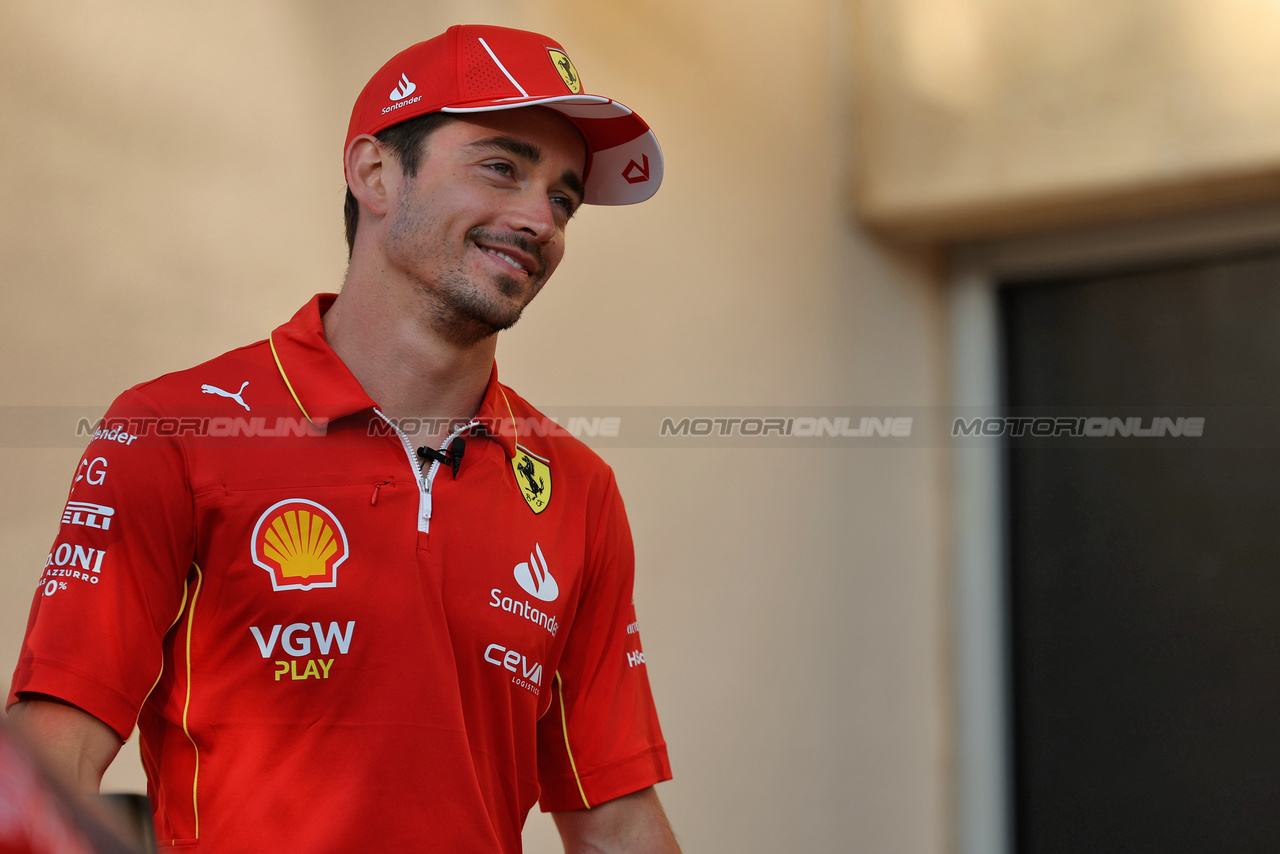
left=344, top=112, right=456, bottom=258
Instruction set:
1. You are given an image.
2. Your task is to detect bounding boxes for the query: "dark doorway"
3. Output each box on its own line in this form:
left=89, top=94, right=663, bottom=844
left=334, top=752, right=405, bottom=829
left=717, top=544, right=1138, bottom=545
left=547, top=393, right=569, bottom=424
left=1002, top=250, right=1280, bottom=853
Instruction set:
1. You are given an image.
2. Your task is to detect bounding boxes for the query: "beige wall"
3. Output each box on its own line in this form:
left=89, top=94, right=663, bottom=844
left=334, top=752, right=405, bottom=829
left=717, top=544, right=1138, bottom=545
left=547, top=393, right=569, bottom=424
left=1, top=2, right=950, bottom=852
left=855, top=0, right=1280, bottom=241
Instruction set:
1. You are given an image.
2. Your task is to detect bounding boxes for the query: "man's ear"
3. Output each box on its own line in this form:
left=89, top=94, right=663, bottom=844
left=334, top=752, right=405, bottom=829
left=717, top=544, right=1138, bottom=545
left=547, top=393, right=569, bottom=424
left=345, top=135, right=393, bottom=219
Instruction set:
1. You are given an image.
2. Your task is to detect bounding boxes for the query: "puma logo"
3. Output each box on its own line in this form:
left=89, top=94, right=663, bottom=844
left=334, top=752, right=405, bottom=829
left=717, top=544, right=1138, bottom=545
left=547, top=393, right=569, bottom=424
left=201, top=381, right=251, bottom=412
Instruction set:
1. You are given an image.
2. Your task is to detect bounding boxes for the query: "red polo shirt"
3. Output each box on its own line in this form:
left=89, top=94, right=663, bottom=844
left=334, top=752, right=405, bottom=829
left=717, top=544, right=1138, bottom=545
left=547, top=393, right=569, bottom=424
left=9, top=295, right=671, bottom=853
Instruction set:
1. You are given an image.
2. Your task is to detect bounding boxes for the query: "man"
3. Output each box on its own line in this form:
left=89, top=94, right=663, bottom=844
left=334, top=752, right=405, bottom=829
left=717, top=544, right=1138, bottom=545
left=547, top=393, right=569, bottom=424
left=8, top=24, right=678, bottom=853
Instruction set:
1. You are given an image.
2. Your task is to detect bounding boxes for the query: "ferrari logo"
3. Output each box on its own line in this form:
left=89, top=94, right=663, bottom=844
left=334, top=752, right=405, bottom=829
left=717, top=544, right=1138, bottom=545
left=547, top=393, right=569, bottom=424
left=511, top=445, right=552, bottom=514
left=547, top=49, right=581, bottom=94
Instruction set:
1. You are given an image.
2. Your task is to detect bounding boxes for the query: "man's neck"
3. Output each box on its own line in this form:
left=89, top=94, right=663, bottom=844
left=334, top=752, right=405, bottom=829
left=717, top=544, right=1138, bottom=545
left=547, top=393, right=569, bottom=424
left=322, top=278, right=496, bottom=444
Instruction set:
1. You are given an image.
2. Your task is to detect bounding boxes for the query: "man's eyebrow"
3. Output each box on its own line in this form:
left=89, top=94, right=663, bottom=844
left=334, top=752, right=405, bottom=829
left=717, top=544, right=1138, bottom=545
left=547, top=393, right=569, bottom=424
left=466, top=136, right=544, bottom=164
left=466, top=135, right=586, bottom=205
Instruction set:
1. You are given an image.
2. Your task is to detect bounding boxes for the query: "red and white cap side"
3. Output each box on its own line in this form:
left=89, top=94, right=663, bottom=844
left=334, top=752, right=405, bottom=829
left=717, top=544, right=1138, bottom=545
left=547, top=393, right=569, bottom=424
left=345, top=24, right=662, bottom=205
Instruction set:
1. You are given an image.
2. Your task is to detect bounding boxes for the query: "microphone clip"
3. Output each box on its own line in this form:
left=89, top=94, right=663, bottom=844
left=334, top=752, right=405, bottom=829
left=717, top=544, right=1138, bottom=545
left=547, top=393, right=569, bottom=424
left=416, top=437, right=466, bottom=479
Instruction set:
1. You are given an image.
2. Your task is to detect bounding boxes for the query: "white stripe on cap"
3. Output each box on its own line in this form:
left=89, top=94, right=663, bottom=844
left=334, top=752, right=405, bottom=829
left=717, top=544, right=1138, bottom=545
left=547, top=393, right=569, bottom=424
left=477, top=37, right=529, bottom=97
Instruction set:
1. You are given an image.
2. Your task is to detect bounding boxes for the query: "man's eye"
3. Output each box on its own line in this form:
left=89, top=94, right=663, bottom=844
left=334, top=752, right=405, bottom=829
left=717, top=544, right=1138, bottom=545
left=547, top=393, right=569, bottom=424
left=487, top=162, right=513, bottom=175
left=552, top=196, right=578, bottom=216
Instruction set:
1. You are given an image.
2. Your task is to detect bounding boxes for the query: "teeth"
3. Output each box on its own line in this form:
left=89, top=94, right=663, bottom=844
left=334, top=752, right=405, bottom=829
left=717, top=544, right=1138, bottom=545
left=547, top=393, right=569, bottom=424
left=481, top=247, right=526, bottom=273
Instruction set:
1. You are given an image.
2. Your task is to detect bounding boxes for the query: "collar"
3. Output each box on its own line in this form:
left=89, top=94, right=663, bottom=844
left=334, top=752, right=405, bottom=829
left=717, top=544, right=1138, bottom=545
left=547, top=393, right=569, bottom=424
left=270, top=293, right=519, bottom=459
left=474, top=363, right=519, bottom=460
left=269, top=294, right=375, bottom=426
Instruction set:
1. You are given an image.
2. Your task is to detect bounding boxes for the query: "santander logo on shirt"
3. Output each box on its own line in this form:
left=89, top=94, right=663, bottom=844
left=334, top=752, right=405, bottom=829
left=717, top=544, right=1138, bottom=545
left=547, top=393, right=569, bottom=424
left=513, top=543, right=557, bottom=602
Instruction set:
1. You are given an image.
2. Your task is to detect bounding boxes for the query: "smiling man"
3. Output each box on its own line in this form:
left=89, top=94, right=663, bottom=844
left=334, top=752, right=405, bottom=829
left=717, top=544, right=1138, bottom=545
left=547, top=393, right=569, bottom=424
left=8, top=25, right=677, bottom=853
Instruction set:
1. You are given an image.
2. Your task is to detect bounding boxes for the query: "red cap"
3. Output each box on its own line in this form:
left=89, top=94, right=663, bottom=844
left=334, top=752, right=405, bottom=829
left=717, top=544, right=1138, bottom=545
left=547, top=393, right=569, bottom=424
left=345, top=25, right=663, bottom=205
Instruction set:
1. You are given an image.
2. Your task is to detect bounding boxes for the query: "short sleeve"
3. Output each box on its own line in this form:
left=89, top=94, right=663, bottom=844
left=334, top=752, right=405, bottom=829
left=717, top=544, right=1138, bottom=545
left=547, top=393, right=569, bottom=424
left=8, top=387, right=195, bottom=740
left=535, top=471, right=671, bottom=811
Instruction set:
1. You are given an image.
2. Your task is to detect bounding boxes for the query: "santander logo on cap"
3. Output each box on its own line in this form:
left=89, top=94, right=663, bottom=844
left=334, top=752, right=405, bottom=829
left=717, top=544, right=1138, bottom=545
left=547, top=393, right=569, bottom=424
left=389, top=73, right=416, bottom=101
left=345, top=24, right=664, bottom=206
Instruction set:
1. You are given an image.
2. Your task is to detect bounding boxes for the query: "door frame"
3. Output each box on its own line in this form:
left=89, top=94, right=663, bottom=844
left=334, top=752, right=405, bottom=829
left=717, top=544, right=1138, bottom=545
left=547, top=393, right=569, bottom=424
left=946, top=199, right=1280, bottom=854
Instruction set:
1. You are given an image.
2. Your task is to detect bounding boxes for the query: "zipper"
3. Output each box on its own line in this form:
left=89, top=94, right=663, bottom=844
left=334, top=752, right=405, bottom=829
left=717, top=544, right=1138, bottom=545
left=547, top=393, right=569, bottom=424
left=372, top=408, right=478, bottom=533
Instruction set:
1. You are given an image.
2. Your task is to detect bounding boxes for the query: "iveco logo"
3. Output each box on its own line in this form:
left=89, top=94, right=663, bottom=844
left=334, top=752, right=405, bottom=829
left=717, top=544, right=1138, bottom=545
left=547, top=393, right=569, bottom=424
left=513, top=543, right=558, bottom=602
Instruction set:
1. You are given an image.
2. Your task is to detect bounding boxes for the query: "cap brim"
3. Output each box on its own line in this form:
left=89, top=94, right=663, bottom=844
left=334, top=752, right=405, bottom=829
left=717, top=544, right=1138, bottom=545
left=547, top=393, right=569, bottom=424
left=442, top=96, right=663, bottom=205
left=443, top=93, right=626, bottom=116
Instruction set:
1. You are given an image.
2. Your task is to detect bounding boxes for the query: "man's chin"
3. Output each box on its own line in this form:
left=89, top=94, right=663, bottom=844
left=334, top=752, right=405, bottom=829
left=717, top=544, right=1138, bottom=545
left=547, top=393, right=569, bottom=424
left=490, top=271, right=528, bottom=300
left=419, top=270, right=539, bottom=346
left=432, top=298, right=527, bottom=347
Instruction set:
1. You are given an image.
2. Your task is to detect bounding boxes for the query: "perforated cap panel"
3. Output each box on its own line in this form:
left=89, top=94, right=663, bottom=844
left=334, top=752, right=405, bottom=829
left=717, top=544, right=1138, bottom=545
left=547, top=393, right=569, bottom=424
left=461, top=39, right=522, bottom=101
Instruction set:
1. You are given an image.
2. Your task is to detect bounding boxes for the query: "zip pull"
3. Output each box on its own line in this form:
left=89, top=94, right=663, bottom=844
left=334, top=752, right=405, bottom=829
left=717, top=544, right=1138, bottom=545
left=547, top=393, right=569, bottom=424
left=371, top=480, right=391, bottom=506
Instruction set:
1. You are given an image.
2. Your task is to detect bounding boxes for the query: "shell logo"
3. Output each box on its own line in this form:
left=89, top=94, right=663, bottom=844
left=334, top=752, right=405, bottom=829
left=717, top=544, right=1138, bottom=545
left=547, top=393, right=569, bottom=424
left=251, top=499, right=349, bottom=591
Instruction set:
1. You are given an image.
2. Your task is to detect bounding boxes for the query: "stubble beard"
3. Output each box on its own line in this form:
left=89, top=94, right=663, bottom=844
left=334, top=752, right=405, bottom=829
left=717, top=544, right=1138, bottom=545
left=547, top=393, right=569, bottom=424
left=424, top=261, right=529, bottom=348
left=386, top=198, right=543, bottom=348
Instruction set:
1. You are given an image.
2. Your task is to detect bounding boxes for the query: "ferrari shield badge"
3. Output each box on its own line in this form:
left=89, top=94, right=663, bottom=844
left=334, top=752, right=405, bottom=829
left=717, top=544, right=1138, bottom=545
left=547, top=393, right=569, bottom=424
left=511, top=445, right=552, bottom=514
left=547, top=49, right=581, bottom=94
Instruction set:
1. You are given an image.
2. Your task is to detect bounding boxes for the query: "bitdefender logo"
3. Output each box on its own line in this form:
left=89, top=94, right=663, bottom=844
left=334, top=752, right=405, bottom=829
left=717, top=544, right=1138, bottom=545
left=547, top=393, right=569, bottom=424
left=513, top=543, right=557, bottom=602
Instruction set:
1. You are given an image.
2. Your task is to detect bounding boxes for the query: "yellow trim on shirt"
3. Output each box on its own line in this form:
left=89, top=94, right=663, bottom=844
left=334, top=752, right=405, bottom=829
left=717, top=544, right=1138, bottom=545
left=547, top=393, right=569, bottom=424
left=135, top=578, right=192, bottom=730
left=555, top=671, right=591, bottom=809
left=181, top=563, right=204, bottom=838
left=498, top=386, right=518, bottom=446
left=269, top=334, right=313, bottom=423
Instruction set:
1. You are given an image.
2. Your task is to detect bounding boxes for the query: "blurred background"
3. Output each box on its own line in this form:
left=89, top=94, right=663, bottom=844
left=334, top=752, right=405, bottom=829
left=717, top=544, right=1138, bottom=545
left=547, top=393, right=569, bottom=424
left=5, top=1, right=1280, bottom=852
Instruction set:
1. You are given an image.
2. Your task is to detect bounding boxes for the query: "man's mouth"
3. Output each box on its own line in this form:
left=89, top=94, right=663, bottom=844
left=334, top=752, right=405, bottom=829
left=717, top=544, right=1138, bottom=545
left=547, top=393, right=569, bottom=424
left=469, top=229, right=542, bottom=280
left=478, top=246, right=531, bottom=275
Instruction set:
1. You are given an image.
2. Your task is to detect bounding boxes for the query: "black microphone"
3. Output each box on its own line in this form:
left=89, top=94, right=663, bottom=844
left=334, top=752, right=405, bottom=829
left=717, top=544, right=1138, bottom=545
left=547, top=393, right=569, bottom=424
left=416, top=437, right=466, bottom=478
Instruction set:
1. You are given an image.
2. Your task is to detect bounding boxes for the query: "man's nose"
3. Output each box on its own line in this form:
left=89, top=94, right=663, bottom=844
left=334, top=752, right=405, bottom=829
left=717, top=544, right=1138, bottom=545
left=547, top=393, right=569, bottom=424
left=504, top=190, right=558, bottom=244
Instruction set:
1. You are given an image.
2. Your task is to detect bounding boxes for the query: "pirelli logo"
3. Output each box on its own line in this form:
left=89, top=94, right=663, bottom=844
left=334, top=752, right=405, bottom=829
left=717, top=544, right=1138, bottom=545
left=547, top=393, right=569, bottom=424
left=61, top=501, right=114, bottom=530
